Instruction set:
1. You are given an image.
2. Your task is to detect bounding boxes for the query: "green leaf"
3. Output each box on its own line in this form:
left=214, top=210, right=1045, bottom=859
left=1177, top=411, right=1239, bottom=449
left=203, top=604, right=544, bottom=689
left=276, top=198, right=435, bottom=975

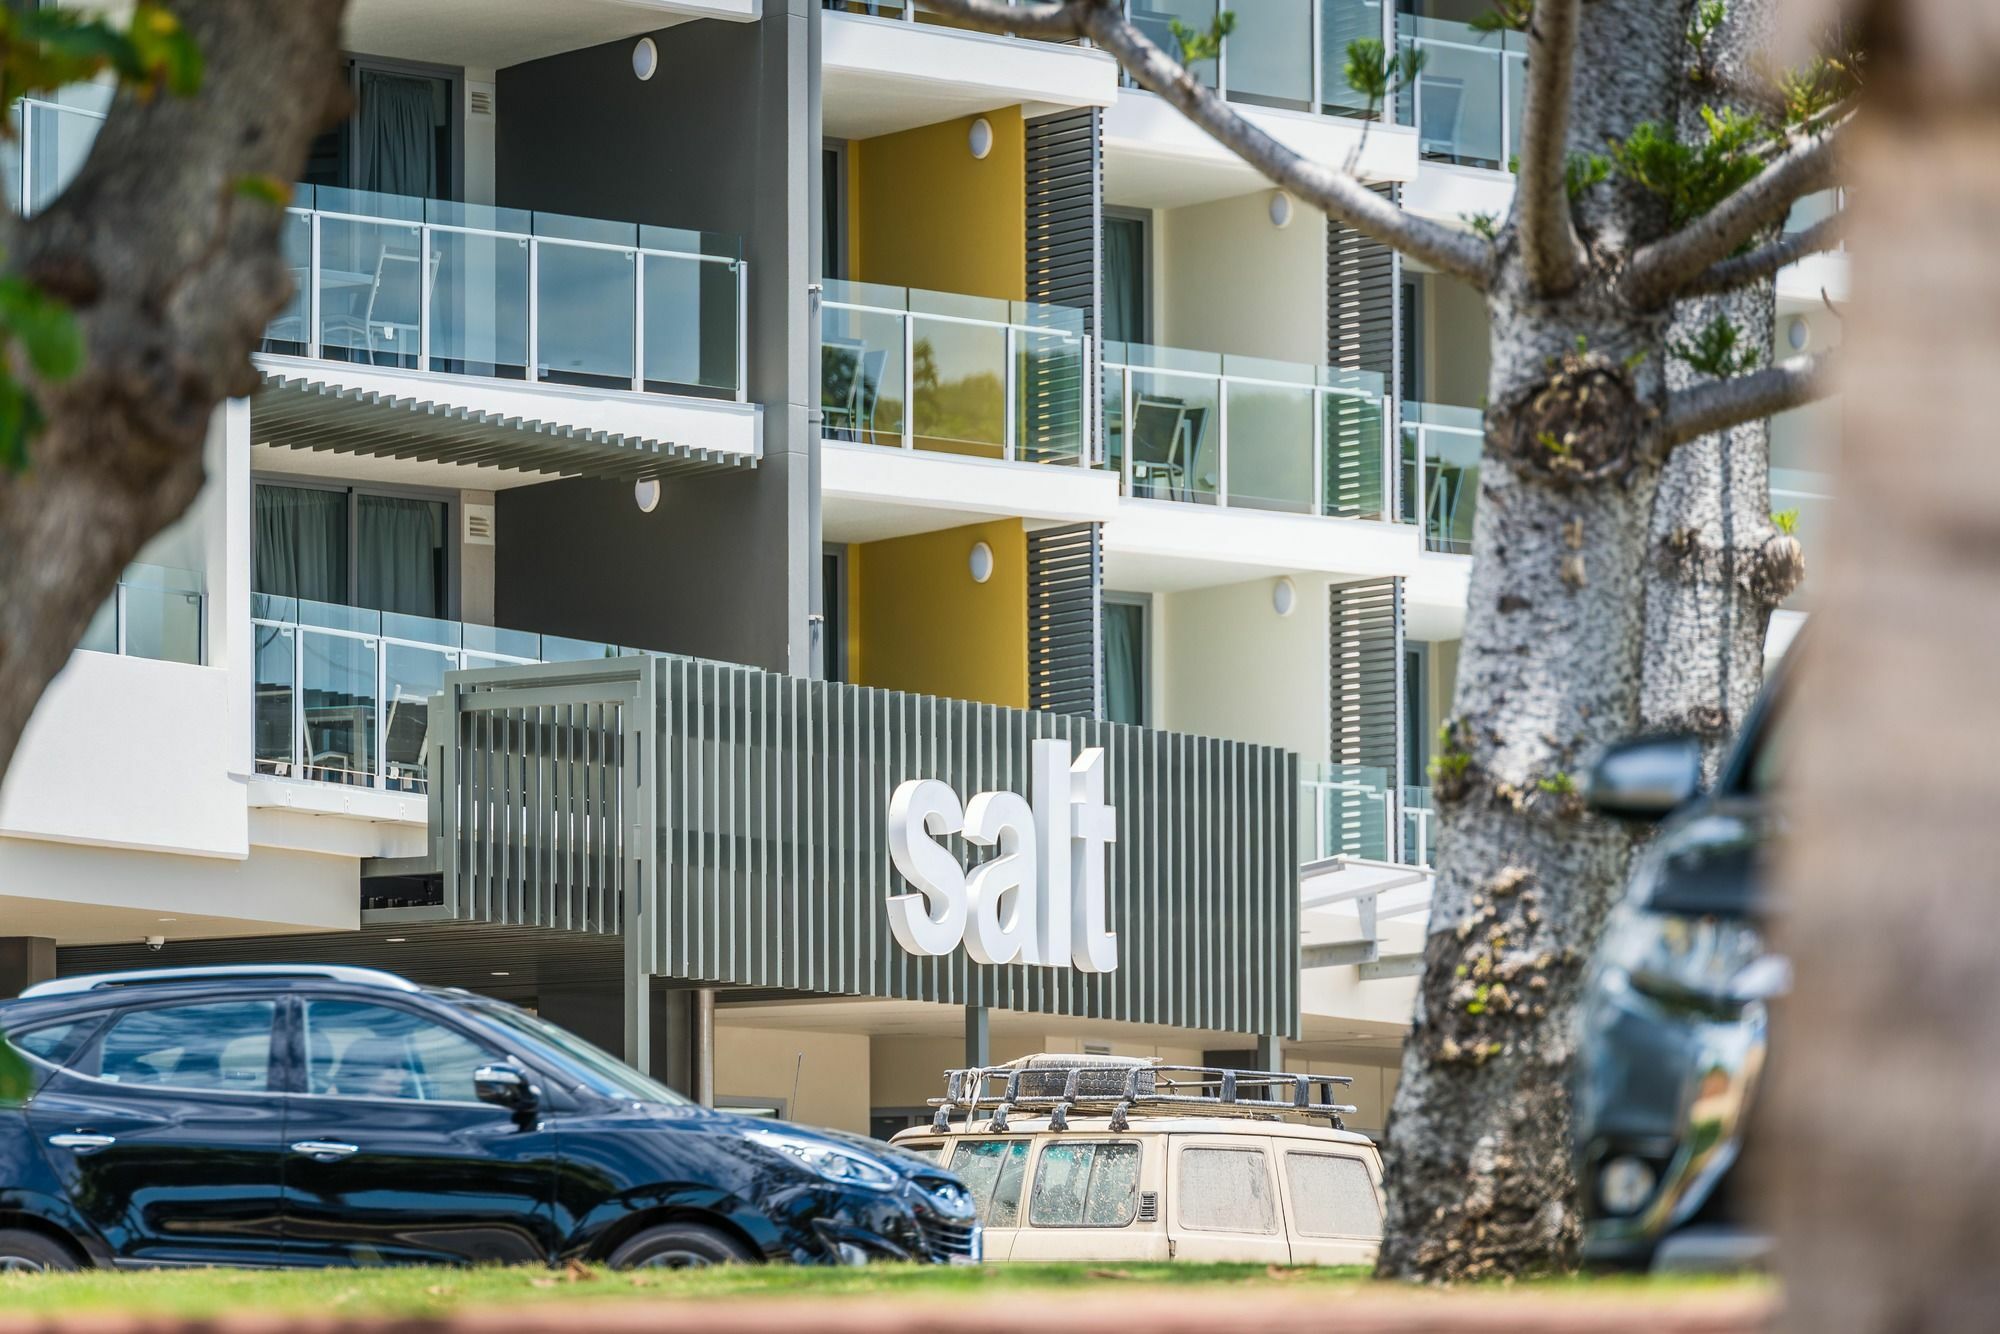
left=235, top=174, right=293, bottom=209
left=0, top=373, right=47, bottom=473
left=1607, top=106, right=1767, bottom=228
left=1771, top=508, right=1800, bottom=536
left=1168, top=10, right=1236, bottom=66
left=0, top=1030, right=29, bottom=1105
left=1670, top=313, right=1761, bottom=378
left=0, top=277, right=84, bottom=381
left=1468, top=0, right=1533, bottom=35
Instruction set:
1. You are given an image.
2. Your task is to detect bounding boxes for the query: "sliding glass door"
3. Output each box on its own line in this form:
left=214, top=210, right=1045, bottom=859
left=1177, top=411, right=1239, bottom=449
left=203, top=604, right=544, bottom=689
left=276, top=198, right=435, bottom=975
left=254, top=483, right=449, bottom=620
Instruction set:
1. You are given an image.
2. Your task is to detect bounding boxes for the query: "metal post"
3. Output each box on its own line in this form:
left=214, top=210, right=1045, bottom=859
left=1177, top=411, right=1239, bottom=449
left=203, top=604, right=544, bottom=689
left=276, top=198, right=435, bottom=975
left=623, top=876, right=650, bottom=1073
left=965, top=1004, right=991, bottom=1069
left=527, top=237, right=541, bottom=384
left=374, top=633, right=388, bottom=790
left=1216, top=376, right=1231, bottom=505
left=418, top=223, right=432, bottom=373
left=113, top=584, right=127, bottom=657
left=1003, top=324, right=1018, bottom=461
left=734, top=260, right=750, bottom=405
left=1121, top=363, right=1135, bottom=495
left=902, top=313, right=916, bottom=452
left=1312, top=387, right=1327, bottom=516
left=292, top=628, right=307, bottom=781
left=632, top=252, right=646, bottom=393
left=691, top=987, right=716, bottom=1107
left=1080, top=333, right=1095, bottom=467
left=308, top=213, right=323, bottom=360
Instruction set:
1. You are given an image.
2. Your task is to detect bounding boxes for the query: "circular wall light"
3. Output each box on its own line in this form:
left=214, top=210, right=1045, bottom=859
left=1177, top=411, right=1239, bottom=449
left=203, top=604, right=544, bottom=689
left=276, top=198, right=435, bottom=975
left=1273, top=576, right=1297, bottom=617
left=634, top=478, right=662, bottom=513
left=1786, top=314, right=1810, bottom=351
left=1269, top=190, right=1294, bottom=229
left=968, top=117, right=994, bottom=160
left=969, top=541, right=995, bottom=584
left=632, top=37, right=659, bottom=81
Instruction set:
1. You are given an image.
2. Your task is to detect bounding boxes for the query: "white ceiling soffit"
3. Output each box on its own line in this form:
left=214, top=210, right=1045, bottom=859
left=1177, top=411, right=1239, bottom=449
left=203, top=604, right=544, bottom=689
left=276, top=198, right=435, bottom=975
left=342, top=0, right=757, bottom=71
left=822, top=13, right=1116, bottom=140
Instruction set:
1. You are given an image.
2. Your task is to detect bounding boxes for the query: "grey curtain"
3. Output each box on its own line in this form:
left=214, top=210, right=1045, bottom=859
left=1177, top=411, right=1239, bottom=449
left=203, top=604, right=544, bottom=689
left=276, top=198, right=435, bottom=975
left=356, top=70, right=437, bottom=198
left=1102, top=601, right=1146, bottom=725
left=357, top=495, right=444, bottom=619
left=255, top=486, right=347, bottom=605
left=1103, top=217, right=1145, bottom=346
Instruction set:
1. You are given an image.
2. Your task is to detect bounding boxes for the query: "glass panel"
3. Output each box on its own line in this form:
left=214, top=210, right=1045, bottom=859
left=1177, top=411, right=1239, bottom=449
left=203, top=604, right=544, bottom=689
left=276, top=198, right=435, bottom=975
left=316, top=217, right=426, bottom=370
left=1224, top=374, right=1316, bottom=514
left=911, top=316, right=1006, bottom=458
left=264, top=209, right=314, bottom=355
left=952, top=1139, right=1031, bottom=1228
left=2, top=105, right=22, bottom=212
left=1016, top=328, right=1085, bottom=464
left=121, top=576, right=204, bottom=665
left=1130, top=0, right=1219, bottom=88
left=300, top=630, right=377, bottom=786
left=1124, top=364, right=1221, bottom=503
left=820, top=303, right=907, bottom=447
left=1226, top=0, right=1312, bottom=111
left=1177, top=1146, right=1277, bottom=1233
left=1403, top=784, right=1437, bottom=866
left=1323, top=388, right=1387, bottom=517
left=537, top=241, right=636, bottom=387
left=1286, top=1152, right=1382, bottom=1238
left=254, top=624, right=297, bottom=777
left=1029, top=1141, right=1141, bottom=1227
left=26, top=101, right=104, bottom=213
left=644, top=253, right=738, bottom=397
left=824, top=0, right=910, bottom=15
left=97, top=1001, right=275, bottom=1092
left=303, top=999, right=495, bottom=1102
left=541, top=634, right=621, bottom=663
left=1505, top=49, right=1527, bottom=165
left=1102, top=362, right=1128, bottom=478
left=1302, top=763, right=1390, bottom=861
left=428, top=227, right=529, bottom=380
left=383, top=643, right=451, bottom=792
left=1401, top=15, right=1506, bottom=170
left=1407, top=403, right=1482, bottom=553
left=1321, top=0, right=1387, bottom=117
left=297, top=597, right=382, bottom=636
left=381, top=609, right=460, bottom=648
left=79, top=593, right=117, bottom=656
left=1102, top=600, right=1147, bottom=726
left=357, top=494, right=447, bottom=619
left=462, top=622, right=542, bottom=661
left=533, top=210, right=636, bottom=248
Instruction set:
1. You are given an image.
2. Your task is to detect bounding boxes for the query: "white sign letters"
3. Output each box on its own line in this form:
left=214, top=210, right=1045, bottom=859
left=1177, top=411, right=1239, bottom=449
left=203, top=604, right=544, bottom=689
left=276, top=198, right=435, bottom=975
left=886, top=739, right=1119, bottom=973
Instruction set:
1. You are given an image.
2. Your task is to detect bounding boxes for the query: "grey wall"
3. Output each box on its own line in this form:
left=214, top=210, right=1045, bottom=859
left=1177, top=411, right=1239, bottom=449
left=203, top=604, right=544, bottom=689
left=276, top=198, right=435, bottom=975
left=495, top=5, right=821, bottom=674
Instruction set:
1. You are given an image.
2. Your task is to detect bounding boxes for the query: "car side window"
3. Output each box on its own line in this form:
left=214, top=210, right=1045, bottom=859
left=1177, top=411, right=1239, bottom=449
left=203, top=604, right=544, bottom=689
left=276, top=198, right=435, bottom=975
left=95, top=1001, right=275, bottom=1092
left=1029, top=1140, right=1141, bottom=1227
left=303, top=1000, right=495, bottom=1103
left=951, top=1138, right=1030, bottom=1227
left=1285, top=1152, right=1382, bottom=1239
left=1177, top=1145, right=1277, bottom=1234
left=8, top=1021, right=88, bottom=1066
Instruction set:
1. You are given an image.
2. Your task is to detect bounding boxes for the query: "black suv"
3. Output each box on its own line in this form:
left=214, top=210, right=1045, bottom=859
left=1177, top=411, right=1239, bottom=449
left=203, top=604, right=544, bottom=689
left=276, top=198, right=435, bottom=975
left=0, top=966, right=977, bottom=1272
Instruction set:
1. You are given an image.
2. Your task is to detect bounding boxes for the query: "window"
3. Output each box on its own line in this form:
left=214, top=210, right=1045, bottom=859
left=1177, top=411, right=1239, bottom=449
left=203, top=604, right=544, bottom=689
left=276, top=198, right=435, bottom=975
left=254, top=482, right=451, bottom=619
left=897, top=1142, right=946, bottom=1165
left=96, top=1002, right=275, bottom=1093
left=1029, top=1141, right=1141, bottom=1227
left=1102, top=213, right=1150, bottom=346
left=9, top=1021, right=89, bottom=1066
left=951, top=1138, right=1031, bottom=1227
left=1176, top=1146, right=1277, bottom=1233
left=303, top=1000, right=494, bottom=1103
left=303, top=58, right=460, bottom=201
left=821, top=144, right=847, bottom=281
left=1285, top=1152, right=1382, bottom=1239
left=1102, top=596, right=1149, bottom=726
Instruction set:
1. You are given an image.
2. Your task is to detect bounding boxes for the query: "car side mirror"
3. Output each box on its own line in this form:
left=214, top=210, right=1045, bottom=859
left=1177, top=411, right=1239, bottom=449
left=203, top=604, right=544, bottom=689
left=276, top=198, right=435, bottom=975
left=1586, top=734, right=1703, bottom=822
left=474, top=1063, right=539, bottom=1113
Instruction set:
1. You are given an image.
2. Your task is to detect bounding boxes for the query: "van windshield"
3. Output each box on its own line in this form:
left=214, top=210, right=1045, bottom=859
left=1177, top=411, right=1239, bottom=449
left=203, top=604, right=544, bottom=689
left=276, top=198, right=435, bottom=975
left=465, top=1001, right=690, bottom=1105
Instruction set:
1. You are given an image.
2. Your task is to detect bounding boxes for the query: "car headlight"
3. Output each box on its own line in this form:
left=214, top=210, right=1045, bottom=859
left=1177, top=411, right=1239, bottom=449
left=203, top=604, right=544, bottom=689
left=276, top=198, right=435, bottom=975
left=749, top=1129, right=901, bottom=1192
left=1594, top=895, right=1768, bottom=1014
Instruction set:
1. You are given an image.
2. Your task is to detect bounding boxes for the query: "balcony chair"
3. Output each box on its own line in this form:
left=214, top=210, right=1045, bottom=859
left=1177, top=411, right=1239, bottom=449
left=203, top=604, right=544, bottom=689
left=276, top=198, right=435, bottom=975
left=1180, top=405, right=1214, bottom=496
left=1426, top=462, right=1472, bottom=553
left=1129, top=396, right=1189, bottom=499
left=383, top=685, right=433, bottom=792
left=1417, top=75, right=1468, bottom=163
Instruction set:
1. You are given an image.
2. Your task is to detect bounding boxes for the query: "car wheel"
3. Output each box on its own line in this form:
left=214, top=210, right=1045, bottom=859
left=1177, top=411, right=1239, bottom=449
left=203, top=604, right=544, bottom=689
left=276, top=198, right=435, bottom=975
left=0, top=1229, right=81, bottom=1273
left=606, top=1223, right=755, bottom=1270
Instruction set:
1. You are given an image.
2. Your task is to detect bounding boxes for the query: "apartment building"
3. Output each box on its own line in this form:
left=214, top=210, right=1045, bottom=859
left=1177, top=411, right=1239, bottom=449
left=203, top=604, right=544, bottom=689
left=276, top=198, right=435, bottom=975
left=0, top=0, right=1830, bottom=1137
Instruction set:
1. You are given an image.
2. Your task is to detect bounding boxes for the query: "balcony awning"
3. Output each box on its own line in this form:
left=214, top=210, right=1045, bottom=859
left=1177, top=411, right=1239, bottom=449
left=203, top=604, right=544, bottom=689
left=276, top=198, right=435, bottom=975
left=252, top=367, right=756, bottom=483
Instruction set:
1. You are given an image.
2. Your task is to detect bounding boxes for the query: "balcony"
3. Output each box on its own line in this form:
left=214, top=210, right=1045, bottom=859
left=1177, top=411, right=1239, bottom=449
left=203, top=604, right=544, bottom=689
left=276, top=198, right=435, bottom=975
left=1395, top=13, right=1524, bottom=172
left=1401, top=400, right=1481, bottom=555
left=77, top=564, right=206, bottom=667
left=251, top=595, right=654, bottom=795
left=819, top=280, right=1090, bottom=464
left=1102, top=343, right=1389, bottom=517
left=1120, top=0, right=1397, bottom=120
left=1301, top=765, right=1436, bottom=868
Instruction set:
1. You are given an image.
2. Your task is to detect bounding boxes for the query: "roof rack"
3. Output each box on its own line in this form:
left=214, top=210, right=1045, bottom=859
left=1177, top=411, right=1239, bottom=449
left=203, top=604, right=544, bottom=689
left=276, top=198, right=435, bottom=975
left=927, top=1054, right=1357, bottom=1134
left=19, top=965, right=422, bottom=999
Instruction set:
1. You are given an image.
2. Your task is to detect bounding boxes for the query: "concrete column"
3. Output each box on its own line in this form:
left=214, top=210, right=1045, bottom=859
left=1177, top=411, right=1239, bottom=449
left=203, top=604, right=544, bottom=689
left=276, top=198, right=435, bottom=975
left=0, top=938, right=56, bottom=1000
left=691, top=987, right=716, bottom=1107
left=965, top=1004, right=991, bottom=1069
left=1256, top=1035, right=1283, bottom=1101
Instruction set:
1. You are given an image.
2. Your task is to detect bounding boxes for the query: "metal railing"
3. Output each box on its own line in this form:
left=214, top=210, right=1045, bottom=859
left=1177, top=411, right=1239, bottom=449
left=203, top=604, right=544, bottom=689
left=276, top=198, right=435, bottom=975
left=250, top=593, right=654, bottom=794
left=78, top=565, right=206, bottom=667
left=819, top=279, right=1091, bottom=464
left=1401, top=400, right=1482, bottom=554
left=1302, top=764, right=1395, bottom=863
left=1104, top=343, right=1390, bottom=517
left=1402, top=784, right=1435, bottom=868
left=1394, top=14, right=1525, bottom=171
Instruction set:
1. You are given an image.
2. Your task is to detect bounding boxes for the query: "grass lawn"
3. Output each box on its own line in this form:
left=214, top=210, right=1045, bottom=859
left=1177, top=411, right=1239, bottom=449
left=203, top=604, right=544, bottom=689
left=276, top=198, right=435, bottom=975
left=0, top=1262, right=1768, bottom=1318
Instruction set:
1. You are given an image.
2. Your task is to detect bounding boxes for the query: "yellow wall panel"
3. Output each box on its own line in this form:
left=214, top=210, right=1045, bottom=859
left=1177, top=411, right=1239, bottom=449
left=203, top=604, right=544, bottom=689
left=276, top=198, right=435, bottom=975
left=850, top=519, right=1027, bottom=708
left=851, top=111, right=1026, bottom=301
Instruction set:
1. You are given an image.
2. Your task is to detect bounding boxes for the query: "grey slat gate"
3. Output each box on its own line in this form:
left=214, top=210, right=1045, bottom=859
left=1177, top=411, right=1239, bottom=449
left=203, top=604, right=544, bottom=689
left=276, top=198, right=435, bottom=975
left=1326, top=182, right=1400, bottom=519
left=1025, top=108, right=1100, bottom=465
left=1327, top=577, right=1406, bottom=861
left=432, top=654, right=1299, bottom=1039
left=1028, top=521, right=1103, bottom=717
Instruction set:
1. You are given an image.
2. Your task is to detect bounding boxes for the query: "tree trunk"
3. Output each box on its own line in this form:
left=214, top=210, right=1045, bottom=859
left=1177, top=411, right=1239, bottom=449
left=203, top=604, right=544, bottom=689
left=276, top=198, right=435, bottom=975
left=0, top=0, right=347, bottom=784
left=1772, top=2, right=2000, bottom=1327
left=1642, top=0, right=1797, bottom=768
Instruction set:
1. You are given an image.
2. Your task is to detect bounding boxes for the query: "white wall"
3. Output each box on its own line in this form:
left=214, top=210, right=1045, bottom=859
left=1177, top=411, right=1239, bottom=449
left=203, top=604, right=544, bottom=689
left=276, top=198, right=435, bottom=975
left=1157, top=576, right=1330, bottom=764
left=1415, top=271, right=1489, bottom=408
left=716, top=1025, right=873, bottom=1134
left=1156, top=191, right=1327, bottom=366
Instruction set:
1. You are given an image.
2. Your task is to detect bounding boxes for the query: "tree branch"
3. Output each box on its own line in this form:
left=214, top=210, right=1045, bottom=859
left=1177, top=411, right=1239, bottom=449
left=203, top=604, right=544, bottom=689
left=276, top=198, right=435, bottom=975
left=1623, top=118, right=1846, bottom=307
left=921, top=0, right=1497, bottom=289
left=1660, top=351, right=1837, bottom=448
left=1687, top=211, right=1845, bottom=295
left=1514, top=0, right=1586, bottom=295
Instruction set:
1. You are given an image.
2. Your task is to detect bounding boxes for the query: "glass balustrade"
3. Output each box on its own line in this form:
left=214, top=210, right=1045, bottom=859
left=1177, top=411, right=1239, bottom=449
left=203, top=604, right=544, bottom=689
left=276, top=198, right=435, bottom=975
left=250, top=594, right=651, bottom=793
left=1400, top=400, right=1482, bottom=554
left=77, top=564, right=206, bottom=666
left=1301, top=763, right=1394, bottom=862
left=819, top=280, right=1089, bottom=464
left=1103, top=343, right=1388, bottom=517
left=1394, top=13, right=1523, bottom=171
left=1402, top=784, right=1436, bottom=867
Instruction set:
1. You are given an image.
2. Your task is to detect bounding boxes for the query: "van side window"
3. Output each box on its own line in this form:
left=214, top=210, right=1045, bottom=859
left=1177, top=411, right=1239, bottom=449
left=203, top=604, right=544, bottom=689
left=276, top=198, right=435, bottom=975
left=952, top=1139, right=1030, bottom=1227
left=1285, top=1152, right=1383, bottom=1239
left=1177, top=1146, right=1276, bottom=1233
left=1029, top=1141, right=1140, bottom=1227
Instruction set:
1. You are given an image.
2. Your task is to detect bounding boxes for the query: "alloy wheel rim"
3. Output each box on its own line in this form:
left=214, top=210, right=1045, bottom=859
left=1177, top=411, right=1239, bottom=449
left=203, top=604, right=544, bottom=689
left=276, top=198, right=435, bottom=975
left=0, top=1256, right=47, bottom=1274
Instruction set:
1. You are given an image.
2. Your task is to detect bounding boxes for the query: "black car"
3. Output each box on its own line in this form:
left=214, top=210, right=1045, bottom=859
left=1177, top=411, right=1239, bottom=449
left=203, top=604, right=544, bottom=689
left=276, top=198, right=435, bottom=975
left=0, top=965, right=978, bottom=1272
left=1572, top=674, right=1789, bottom=1271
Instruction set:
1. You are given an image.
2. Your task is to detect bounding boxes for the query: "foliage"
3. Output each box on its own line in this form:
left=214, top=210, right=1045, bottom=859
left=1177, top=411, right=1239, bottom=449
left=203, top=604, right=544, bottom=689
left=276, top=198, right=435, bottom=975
left=0, top=2, right=204, bottom=472
left=1342, top=38, right=1425, bottom=116
left=1685, top=0, right=1726, bottom=84
left=1468, top=0, right=1532, bottom=36
left=1536, top=771, right=1576, bottom=796
left=1169, top=10, right=1235, bottom=66
left=1463, top=211, right=1501, bottom=241
left=1778, top=54, right=1860, bottom=129
left=1671, top=314, right=1761, bottom=378
left=1771, top=507, right=1800, bottom=536
left=1607, top=105, right=1767, bottom=229
left=1565, top=152, right=1611, bottom=201
left=0, top=1030, right=28, bottom=1105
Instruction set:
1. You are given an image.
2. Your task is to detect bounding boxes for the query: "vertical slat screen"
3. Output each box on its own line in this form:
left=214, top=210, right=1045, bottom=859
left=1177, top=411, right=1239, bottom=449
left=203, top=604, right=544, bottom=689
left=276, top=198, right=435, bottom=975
left=1326, top=181, right=1399, bottom=519
left=1025, top=108, right=1100, bottom=466
left=1027, top=521, right=1103, bottom=718
left=1327, top=578, right=1406, bottom=861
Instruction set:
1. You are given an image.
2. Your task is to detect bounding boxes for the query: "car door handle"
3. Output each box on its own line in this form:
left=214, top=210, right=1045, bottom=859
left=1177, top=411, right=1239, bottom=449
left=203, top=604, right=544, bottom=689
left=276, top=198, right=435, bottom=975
left=48, top=1133, right=117, bottom=1155
left=290, top=1140, right=360, bottom=1161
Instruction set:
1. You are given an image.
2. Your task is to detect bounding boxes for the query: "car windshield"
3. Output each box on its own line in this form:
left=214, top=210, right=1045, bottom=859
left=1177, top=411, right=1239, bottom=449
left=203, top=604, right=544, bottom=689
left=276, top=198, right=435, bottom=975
left=463, top=1000, right=690, bottom=1106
